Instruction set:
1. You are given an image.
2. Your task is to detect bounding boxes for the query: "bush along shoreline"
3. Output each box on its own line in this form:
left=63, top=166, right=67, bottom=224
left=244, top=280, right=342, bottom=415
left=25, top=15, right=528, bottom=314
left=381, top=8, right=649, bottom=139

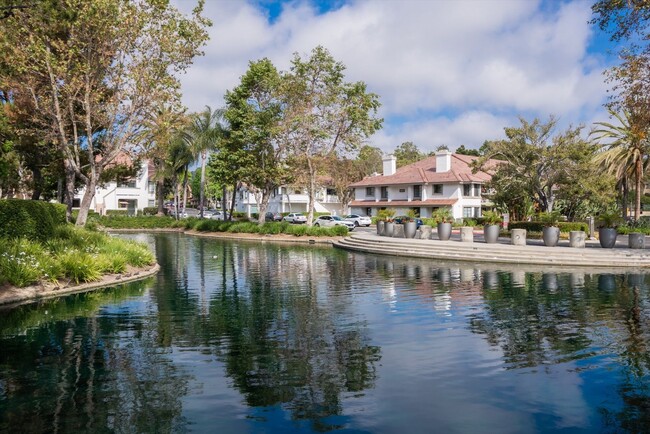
left=0, top=200, right=156, bottom=288
left=91, top=215, right=350, bottom=236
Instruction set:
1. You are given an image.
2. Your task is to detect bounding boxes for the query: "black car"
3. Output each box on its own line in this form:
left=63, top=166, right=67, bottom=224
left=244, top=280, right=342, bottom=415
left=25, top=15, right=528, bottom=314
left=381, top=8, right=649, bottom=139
left=394, top=216, right=424, bottom=228
left=265, top=211, right=283, bottom=222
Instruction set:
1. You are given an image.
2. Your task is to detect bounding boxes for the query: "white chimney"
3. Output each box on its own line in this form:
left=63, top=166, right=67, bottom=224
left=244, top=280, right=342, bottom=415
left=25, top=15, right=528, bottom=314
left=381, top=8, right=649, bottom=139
left=382, top=154, right=397, bottom=176
left=436, top=150, right=452, bottom=173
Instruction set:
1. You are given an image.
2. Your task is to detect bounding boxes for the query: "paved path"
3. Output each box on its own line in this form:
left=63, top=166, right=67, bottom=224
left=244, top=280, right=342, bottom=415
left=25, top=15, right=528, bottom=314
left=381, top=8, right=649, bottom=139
left=334, top=233, right=650, bottom=268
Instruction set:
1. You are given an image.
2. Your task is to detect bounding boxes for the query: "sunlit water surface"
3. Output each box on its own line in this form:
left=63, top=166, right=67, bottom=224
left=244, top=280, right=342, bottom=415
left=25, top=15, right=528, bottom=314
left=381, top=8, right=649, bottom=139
left=1, top=233, right=650, bottom=433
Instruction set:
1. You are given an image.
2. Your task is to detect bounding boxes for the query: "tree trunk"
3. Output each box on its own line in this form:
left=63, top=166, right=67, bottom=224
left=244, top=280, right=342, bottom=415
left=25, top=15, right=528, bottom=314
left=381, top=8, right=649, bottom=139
left=64, top=159, right=76, bottom=223
left=156, top=179, right=165, bottom=216
left=635, top=157, right=642, bottom=221
left=31, top=166, right=43, bottom=200
left=257, top=186, right=272, bottom=225
left=221, top=185, right=227, bottom=219
left=229, top=181, right=237, bottom=221
left=306, top=158, right=316, bottom=226
left=76, top=177, right=97, bottom=226
left=199, top=150, right=206, bottom=218
left=181, top=168, right=188, bottom=214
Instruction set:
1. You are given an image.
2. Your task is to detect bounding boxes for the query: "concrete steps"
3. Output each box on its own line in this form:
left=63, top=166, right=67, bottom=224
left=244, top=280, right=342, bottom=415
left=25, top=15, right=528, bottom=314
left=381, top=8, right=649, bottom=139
left=334, top=233, right=650, bottom=268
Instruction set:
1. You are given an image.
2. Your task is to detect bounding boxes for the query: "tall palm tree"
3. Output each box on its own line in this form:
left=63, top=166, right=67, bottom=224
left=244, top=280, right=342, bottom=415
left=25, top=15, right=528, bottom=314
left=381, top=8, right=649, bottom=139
left=592, top=109, right=650, bottom=221
left=166, top=133, right=194, bottom=219
left=185, top=106, right=227, bottom=218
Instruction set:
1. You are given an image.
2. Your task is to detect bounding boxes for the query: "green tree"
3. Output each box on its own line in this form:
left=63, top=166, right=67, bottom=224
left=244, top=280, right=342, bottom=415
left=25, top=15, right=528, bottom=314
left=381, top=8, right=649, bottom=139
left=355, top=145, right=383, bottom=176
left=476, top=116, right=605, bottom=219
left=394, top=141, right=424, bottom=167
left=591, top=109, right=649, bottom=220
left=219, top=58, right=287, bottom=224
left=456, top=144, right=481, bottom=156
left=0, top=0, right=210, bottom=225
left=281, top=46, right=382, bottom=225
left=186, top=106, right=226, bottom=218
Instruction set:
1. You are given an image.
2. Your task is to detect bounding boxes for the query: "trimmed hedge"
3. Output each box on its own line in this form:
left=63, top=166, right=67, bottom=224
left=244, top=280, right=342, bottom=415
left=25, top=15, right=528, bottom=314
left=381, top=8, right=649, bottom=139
left=0, top=199, right=67, bottom=241
left=106, top=209, right=129, bottom=216
left=509, top=221, right=588, bottom=233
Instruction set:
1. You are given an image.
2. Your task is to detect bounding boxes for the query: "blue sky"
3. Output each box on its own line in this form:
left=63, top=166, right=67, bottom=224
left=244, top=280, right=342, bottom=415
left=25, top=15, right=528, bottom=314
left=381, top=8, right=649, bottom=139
left=176, top=0, right=618, bottom=153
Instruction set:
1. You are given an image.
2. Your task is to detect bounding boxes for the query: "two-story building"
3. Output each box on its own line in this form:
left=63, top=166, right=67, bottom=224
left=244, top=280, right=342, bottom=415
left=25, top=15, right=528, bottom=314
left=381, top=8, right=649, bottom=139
left=75, top=160, right=156, bottom=215
left=234, top=184, right=343, bottom=216
left=349, top=151, right=493, bottom=220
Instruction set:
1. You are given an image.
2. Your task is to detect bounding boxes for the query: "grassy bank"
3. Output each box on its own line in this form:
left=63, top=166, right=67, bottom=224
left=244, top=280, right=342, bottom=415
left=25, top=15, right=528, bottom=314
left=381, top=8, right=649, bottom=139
left=0, top=225, right=155, bottom=288
left=93, top=215, right=349, bottom=236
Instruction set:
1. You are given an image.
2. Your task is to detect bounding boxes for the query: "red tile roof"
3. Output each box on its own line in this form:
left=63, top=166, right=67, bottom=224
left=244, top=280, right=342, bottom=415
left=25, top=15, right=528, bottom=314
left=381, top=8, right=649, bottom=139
left=350, top=199, right=458, bottom=207
left=350, top=154, right=496, bottom=187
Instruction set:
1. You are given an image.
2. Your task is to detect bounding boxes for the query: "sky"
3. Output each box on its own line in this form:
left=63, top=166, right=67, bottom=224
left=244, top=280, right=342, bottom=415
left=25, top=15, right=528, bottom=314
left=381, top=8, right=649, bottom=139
left=174, top=0, right=618, bottom=154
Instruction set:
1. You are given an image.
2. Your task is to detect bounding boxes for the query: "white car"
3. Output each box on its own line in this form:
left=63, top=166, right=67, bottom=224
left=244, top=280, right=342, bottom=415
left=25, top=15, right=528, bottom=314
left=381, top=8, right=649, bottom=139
left=344, top=214, right=372, bottom=227
left=210, top=211, right=230, bottom=221
left=284, top=213, right=307, bottom=224
left=313, top=215, right=355, bottom=231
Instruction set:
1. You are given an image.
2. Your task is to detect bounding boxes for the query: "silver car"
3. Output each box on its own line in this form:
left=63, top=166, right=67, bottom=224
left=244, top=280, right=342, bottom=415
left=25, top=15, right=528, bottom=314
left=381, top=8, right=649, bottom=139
left=284, top=213, right=307, bottom=224
left=344, top=214, right=372, bottom=227
left=313, top=215, right=355, bottom=231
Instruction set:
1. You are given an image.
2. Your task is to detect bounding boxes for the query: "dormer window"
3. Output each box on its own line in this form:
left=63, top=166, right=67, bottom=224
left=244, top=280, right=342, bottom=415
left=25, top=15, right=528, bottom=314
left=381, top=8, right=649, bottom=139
left=432, top=184, right=443, bottom=195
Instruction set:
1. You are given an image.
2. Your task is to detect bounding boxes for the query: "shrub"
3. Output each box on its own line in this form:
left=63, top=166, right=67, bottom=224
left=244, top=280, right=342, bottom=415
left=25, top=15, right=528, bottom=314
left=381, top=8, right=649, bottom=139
left=0, top=199, right=67, bottom=241
left=482, top=210, right=503, bottom=225
left=463, top=219, right=477, bottom=227
left=258, top=222, right=289, bottom=234
left=96, top=215, right=178, bottom=229
left=58, top=252, right=101, bottom=284
left=142, top=207, right=160, bottom=216
left=431, top=207, right=453, bottom=224
left=226, top=222, right=260, bottom=233
left=106, top=209, right=129, bottom=216
left=509, top=221, right=588, bottom=233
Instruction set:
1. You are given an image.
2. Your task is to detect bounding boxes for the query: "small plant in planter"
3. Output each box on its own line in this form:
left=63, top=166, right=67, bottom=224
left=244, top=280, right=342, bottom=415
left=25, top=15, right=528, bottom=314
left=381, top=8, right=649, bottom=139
left=482, top=210, right=502, bottom=244
left=432, top=207, right=454, bottom=241
left=538, top=210, right=561, bottom=247
left=598, top=211, right=623, bottom=248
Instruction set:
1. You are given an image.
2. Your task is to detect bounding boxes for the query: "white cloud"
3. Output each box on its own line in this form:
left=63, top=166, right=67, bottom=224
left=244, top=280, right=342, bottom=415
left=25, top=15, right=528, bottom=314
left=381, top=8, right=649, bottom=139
left=174, top=0, right=611, bottom=152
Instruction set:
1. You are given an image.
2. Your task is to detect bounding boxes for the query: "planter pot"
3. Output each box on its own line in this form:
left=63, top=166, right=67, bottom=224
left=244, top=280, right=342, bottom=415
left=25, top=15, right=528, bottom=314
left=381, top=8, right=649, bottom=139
left=599, top=227, right=617, bottom=248
left=511, top=228, right=526, bottom=246
left=460, top=226, right=474, bottom=243
left=483, top=224, right=500, bottom=244
left=384, top=221, right=395, bottom=237
left=542, top=226, right=560, bottom=247
left=629, top=232, right=645, bottom=249
left=569, top=231, right=586, bottom=248
left=377, top=220, right=385, bottom=236
left=404, top=221, right=417, bottom=239
left=437, top=222, right=452, bottom=241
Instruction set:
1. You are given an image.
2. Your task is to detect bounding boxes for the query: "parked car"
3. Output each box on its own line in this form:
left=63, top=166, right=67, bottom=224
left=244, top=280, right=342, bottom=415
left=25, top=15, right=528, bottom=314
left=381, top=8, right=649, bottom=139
left=313, top=215, right=355, bottom=231
left=210, top=211, right=230, bottom=221
left=284, top=213, right=307, bottom=224
left=265, top=212, right=283, bottom=222
left=172, top=208, right=199, bottom=218
left=344, top=214, right=372, bottom=227
left=394, top=216, right=424, bottom=228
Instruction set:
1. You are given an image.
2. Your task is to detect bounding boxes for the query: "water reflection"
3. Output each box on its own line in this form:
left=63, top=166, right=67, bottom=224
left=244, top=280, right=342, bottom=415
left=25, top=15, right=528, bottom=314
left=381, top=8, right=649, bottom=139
left=1, top=233, right=650, bottom=432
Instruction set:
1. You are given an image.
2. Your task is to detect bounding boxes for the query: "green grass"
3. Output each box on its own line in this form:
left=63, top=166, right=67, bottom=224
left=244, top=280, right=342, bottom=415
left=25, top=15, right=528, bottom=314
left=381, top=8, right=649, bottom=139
left=0, top=225, right=156, bottom=288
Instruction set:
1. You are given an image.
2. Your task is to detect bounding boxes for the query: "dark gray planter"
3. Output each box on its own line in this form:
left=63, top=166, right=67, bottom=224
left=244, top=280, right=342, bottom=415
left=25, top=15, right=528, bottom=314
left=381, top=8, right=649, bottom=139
left=483, top=224, right=500, bottom=244
left=437, top=222, right=452, bottom=241
left=542, top=226, right=560, bottom=247
left=404, top=221, right=417, bottom=239
left=384, top=221, right=395, bottom=237
left=628, top=232, right=645, bottom=249
left=377, top=220, right=385, bottom=236
left=599, top=227, right=617, bottom=248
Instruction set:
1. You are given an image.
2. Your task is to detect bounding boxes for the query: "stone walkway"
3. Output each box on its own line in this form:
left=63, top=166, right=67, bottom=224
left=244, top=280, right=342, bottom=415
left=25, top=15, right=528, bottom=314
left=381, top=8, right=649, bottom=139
left=334, top=233, right=650, bottom=268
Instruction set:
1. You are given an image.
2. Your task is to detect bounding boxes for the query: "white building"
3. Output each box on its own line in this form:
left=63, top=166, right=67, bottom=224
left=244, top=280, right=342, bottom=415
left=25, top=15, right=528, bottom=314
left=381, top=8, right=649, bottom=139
left=348, top=151, right=494, bottom=220
left=234, top=184, right=343, bottom=216
left=75, top=160, right=156, bottom=215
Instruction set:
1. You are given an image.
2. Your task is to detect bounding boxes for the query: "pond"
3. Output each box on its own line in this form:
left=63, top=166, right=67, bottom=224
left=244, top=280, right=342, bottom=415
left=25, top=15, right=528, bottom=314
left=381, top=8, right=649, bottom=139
left=1, top=232, right=649, bottom=433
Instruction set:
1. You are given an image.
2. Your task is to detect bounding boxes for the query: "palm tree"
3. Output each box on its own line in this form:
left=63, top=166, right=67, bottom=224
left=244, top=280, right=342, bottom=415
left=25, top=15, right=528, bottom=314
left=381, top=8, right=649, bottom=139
left=592, top=109, right=650, bottom=221
left=185, top=106, right=227, bottom=218
left=166, top=133, right=194, bottom=219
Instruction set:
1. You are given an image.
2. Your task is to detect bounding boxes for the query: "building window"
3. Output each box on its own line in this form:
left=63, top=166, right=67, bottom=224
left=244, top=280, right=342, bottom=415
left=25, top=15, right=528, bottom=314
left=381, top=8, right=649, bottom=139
left=365, top=207, right=372, bottom=216
left=148, top=200, right=155, bottom=207
left=474, top=184, right=481, bottom=197
left=326, top=188, right=336, bottom=196
left=474, top=207, right=481, bottom=217
left=463, top=184, right=471, bottom=196
left=399, top=188, right=405, bottom=193
left=147, top=181, right=155, bottom=195
left=366, top=187, right=375, bottom=197
left=118, top=179, right=136, bottom=188
left=433, top=184, right=442, bottom=195
left=463, top=207, right=473, bottom=218
left=413, top=185, right=421, bottom=199
left=380, top=186, right=388, bottom=200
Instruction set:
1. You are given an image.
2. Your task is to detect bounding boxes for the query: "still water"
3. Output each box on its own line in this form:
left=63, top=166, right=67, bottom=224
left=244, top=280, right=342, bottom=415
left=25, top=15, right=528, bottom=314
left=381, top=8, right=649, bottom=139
left=1, top=232, right=650, bottom=433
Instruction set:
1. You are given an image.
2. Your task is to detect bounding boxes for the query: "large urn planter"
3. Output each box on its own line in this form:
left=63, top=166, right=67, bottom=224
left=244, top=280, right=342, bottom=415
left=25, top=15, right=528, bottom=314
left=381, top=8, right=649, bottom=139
left=437, top=222, right=452, bottom=241
left=599, top=227, right=617, bottom=248
left=542, top=226, right=560, bottom=247
left=384, top=221, right=395, bottom=237
left=404, top=221, right=417, bottom=239
left=377, top=220, right=385, bottom=236
left=483, top=224, right=500, bottom=244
